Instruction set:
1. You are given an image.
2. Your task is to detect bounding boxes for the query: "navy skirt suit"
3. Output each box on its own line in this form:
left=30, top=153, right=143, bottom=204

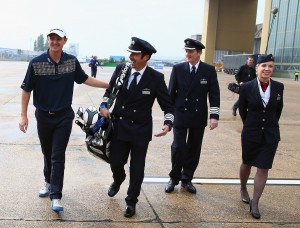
left=239, top=79, right=284, bottom=169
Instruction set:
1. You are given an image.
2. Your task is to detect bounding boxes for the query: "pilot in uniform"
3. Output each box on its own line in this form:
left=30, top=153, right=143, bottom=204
left=100, top=37, right=174, bottom=218
left=165, top=38, right=220, bottom=194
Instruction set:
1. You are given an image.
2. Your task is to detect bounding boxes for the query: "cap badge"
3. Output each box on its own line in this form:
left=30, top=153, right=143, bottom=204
left=186, top=41, right=190, bottom=44
left=131, top=40, right=135, bottom=45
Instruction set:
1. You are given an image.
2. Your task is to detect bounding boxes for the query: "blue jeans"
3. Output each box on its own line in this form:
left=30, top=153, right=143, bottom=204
left=233, top=99, right=239, bottom=111
left=35, top=108, right=74, bottom=199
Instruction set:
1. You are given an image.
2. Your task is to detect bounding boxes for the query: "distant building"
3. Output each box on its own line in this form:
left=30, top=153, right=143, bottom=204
left=191, top=34, right=202, bottom=41
left=254, top=23, right=262, bottom=54
left=0, top=47, right=43, bottom=61
left=192, top=21, right=263, bottom=65
left=64, top=43, right=79, bottom=57
left=190, top=34, right=245, bottom=64
left=262, top=0, right=300, bottom=72
left=0, top=43, right=79, bottom=61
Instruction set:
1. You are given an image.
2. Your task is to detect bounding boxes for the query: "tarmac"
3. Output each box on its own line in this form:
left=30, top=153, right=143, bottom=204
left=0, top=61, right=299, bottom=227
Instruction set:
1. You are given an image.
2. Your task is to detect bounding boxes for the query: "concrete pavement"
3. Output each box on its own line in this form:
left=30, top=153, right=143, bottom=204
left=0, top=61, right=299, bottom=227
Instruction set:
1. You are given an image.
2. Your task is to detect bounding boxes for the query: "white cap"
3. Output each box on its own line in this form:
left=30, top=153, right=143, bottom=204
left=47, top=28, right=66, bottom=38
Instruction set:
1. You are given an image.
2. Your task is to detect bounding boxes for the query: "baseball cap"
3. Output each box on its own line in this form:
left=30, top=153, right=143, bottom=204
left=47, top=28, right=67, bottom=38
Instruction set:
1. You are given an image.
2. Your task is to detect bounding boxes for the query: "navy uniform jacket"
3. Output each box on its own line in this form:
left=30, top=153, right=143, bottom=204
left=239, top=79, right=284, bottom=144
left=103, top=64, right=174, bottom=142
left=168, top=61, right=220, bottom=128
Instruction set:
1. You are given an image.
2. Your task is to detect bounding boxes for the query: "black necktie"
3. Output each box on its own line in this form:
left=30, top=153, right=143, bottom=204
left=191, top=66, right=196, bottom=77
left=128, top=72, right=140, bottom=93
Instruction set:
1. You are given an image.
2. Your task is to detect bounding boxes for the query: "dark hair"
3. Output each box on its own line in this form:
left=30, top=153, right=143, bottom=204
left=141, top=53, right=152, bottom=61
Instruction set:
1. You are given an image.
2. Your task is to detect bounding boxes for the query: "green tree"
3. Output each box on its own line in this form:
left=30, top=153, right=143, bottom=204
left=33, top=34, right=48, bottom=51
left=34, top=40, right=37, bottom=51
left=44, top=39, right=48, bottom=50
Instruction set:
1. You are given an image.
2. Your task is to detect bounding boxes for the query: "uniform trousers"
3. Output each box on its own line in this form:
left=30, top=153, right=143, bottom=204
left=35, top=108, right=74, bottom=199
left=109, top=133, right=149, bottom=206
left=169, top=126, right=205, bottom=183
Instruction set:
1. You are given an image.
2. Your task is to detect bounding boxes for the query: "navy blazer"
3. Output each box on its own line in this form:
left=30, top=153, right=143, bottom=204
left=239, top=79, right=284, bottom=144
left=168, top=61, right=220, bottom=128
left=103, top=64, right=174, bottom=142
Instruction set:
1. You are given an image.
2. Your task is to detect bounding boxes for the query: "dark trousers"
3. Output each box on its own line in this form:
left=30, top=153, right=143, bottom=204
left=35, top=108, right=74, bottom=199
left=91, top=68, right=97, bottom=77
left=169, top=126, right=205, bottom=183
left=109, top=136, right=149, bottom=206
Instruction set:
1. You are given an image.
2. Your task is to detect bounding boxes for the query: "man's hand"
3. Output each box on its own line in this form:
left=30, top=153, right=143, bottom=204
left=99, top=108, right=111, bottom=119
left=209, top=118, right=218, bottom=130
left=19, top=115, right=28, bottom=133
left=154, top=125, right=170, bottom=137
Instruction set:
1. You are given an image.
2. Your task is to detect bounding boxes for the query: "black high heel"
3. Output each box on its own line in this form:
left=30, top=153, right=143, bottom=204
left=249, top=200, right=261, bottom=219
left=240, top=189, right=250, bottom=204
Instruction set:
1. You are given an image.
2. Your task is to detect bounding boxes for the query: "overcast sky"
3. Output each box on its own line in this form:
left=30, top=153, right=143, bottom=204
left=0, top=0, right=265, bottom=59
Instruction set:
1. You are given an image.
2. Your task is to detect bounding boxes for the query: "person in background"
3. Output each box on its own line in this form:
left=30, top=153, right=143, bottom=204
left=239, top=54, right=284, bottom=219
left=232, top=56, right=256, bottom=116
left=89, top=55, right=99, bottom=77
left=19, top=28, right=108, bottom=212
left=165, top=38, right=220, bottom=194
left=100, top=37, right=174, bottom=218
left=294, top=69, right=299, bottom=81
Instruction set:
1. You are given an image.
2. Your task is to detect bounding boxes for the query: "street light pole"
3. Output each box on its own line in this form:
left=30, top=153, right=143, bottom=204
left=265, top=7, right=279, bottom=54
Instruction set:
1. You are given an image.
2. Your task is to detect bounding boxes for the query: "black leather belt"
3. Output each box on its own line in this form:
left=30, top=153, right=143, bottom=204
left=38, top=107, right=71, bottom=115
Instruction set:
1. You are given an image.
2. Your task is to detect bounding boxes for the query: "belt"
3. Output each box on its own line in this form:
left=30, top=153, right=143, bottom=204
left=38, top=107, right=72, bottom=115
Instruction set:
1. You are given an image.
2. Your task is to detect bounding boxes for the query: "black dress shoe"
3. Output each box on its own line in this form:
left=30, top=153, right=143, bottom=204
left=240, top=189, right=250, bottom=204
left=108, top=182, right=121, bottom=197
left=181, top=181, right=197, bottom=194
left=124, top=204, right=136, bottom=218
left=249, top=200, right=261, bottom=219
left=165, top=179, right=178, bottom=193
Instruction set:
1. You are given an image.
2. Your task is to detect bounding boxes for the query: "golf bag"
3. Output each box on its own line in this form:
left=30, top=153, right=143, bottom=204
left=75, top=106, right=113, bottom=163
left=75, top=62, right=131, bottom=163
